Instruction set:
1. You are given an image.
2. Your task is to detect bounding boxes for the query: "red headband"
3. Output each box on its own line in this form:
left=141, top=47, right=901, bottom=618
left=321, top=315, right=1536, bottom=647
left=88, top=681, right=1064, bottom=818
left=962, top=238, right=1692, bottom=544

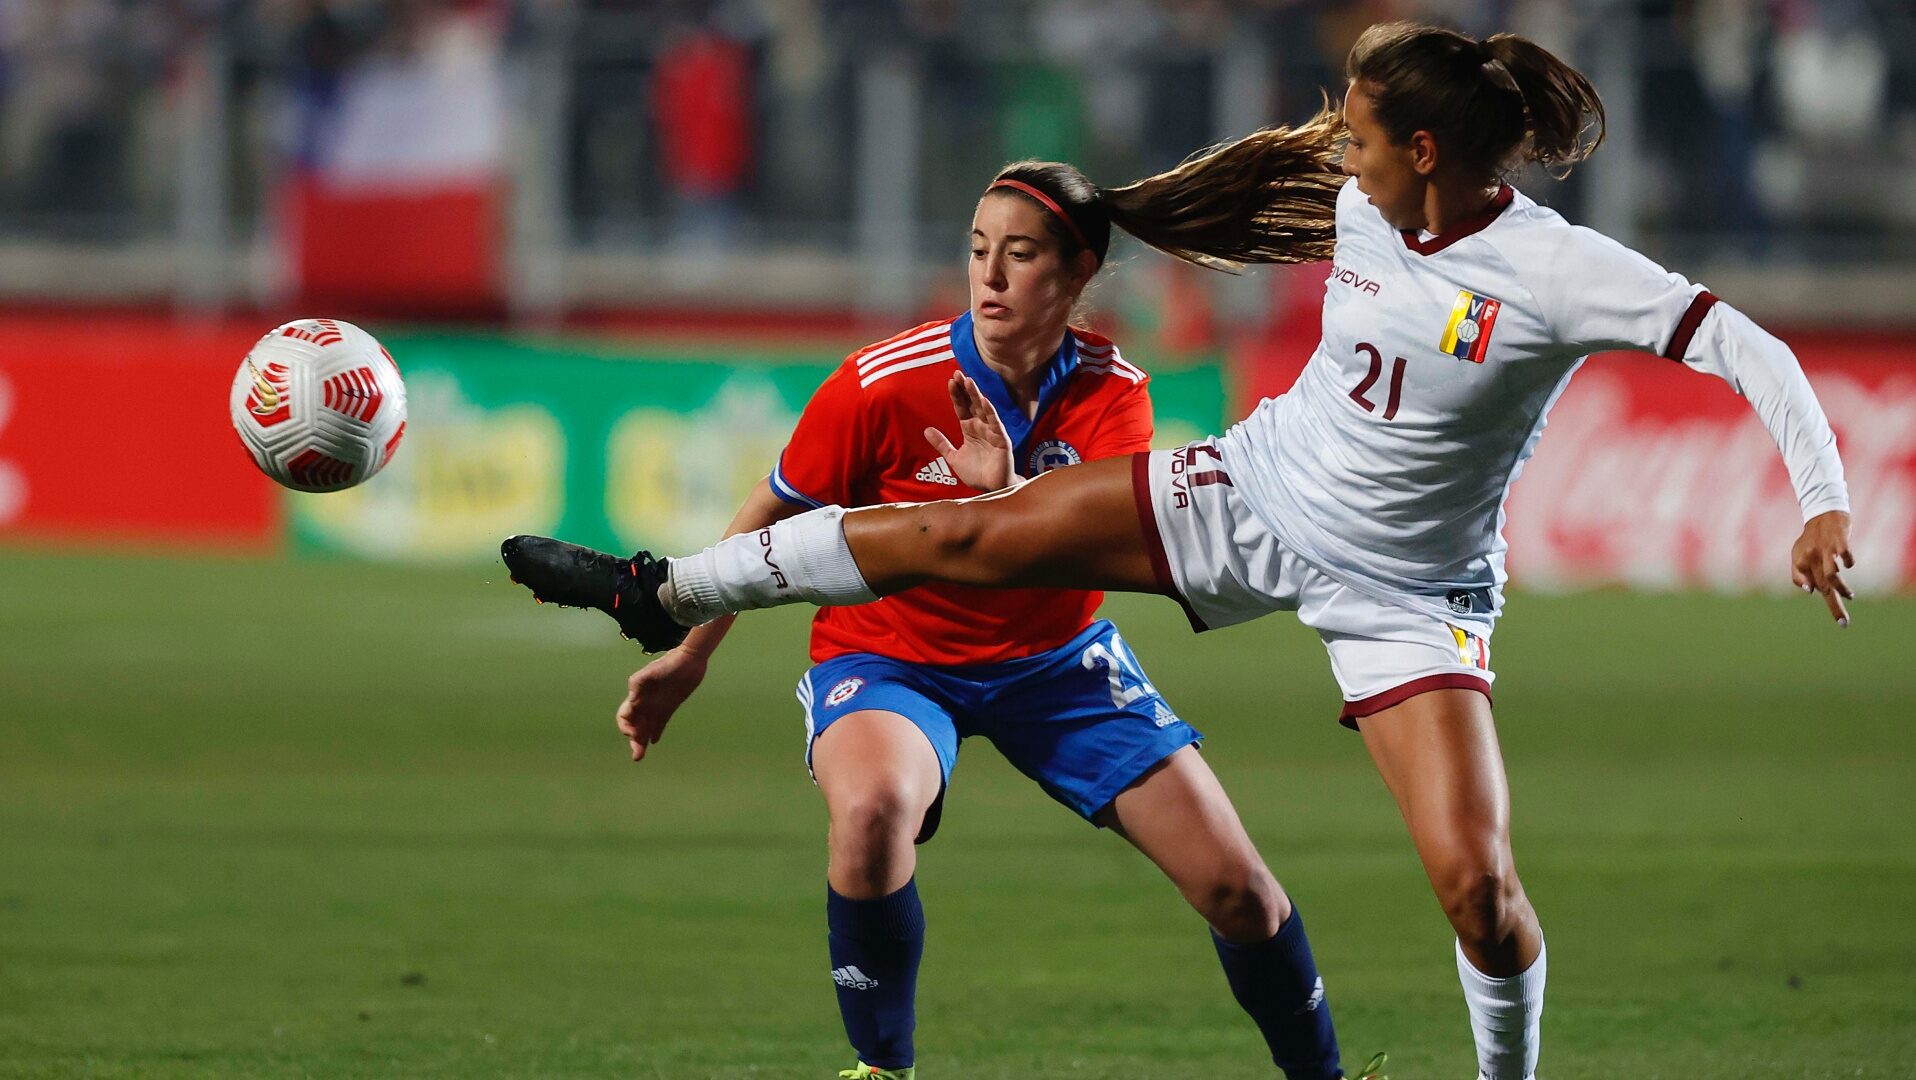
left=987, top=179, right=1094, bottom=254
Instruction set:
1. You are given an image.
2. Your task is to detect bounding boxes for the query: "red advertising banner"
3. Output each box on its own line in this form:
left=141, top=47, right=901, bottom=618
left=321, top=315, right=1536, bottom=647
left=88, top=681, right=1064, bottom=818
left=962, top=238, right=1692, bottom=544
left=0, top=315, right=279, bottom=549
left=1238, top=318, right=1916, bottom=593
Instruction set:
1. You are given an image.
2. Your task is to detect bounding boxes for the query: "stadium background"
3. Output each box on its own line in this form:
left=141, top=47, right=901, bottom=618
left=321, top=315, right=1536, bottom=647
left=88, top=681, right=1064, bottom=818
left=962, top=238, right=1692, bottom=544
left=2, top=1, right=1912, bottom=1077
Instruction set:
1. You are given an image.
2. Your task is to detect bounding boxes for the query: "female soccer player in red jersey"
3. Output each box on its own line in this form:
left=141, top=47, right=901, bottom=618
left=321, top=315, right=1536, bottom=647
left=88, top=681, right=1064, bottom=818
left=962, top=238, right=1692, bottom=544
left=508, top=23, right=1854, bottom=1080
left=513, top=142, right=1384, bottom=1079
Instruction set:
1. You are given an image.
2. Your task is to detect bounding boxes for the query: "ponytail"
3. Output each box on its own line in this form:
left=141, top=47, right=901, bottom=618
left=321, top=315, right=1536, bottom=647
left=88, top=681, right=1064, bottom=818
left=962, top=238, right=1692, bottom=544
left=1100, top=103, right=1345, bottom=273
left=1349, top=22, right=1605, bottom=181
left=1482, top=33, right=1605, bottom=174
left=986, top=103, right=1345, bottom=277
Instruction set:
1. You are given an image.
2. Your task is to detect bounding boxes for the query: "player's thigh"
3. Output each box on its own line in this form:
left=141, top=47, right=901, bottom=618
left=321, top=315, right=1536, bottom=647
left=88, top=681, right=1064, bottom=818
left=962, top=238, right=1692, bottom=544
left=812, top=709, right=945, bottom=818
left=845, top=454, right=1157, bottom=592
left=802, top=660, right=959, bottom=842
left=1357, top=688, right=1513, bottom=875
left=1302, top=583, right=1509, bottom=872
left=1097, top=746, right=1285, bottom=908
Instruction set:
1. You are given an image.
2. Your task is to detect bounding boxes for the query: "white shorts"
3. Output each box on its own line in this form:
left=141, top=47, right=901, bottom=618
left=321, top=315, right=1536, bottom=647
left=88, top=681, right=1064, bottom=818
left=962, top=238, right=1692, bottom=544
left=1132, top=441, right=1494, bottom=728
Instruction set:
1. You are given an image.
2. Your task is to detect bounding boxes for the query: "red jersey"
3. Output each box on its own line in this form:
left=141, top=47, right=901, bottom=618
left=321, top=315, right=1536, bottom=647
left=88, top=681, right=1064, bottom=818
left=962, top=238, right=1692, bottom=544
left=770, top=312, right=1153, bottom=665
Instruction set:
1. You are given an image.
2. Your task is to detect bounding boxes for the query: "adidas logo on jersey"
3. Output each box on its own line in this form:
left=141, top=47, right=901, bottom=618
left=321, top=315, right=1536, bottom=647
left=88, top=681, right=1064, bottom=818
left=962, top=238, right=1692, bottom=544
left=914, top=458, right=959, bottom=486
left=831, top=965, right=880, bottom=990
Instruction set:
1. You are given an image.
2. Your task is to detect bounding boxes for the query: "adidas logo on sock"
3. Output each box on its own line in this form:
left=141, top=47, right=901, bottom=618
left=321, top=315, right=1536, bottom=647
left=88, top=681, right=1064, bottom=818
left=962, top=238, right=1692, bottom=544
left=1296, top=976, right=1325, bottom=1014
left=914, top=458, right=959, bottom=486
left=831, top=965, right=880, bottom=990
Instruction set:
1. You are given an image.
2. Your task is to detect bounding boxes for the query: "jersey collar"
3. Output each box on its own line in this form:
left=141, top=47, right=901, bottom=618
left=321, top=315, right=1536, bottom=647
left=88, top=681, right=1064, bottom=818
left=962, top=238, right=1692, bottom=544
left=1400, top=183, right=1515, bottom=256
left=951, top=310, right=1078, bottom=463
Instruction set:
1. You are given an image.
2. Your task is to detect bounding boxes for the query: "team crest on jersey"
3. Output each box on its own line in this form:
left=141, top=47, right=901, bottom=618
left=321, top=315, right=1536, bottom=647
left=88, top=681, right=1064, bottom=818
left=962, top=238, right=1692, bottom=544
left=824, top=677, right=865, bottom=708
left=1440, top=289, right=1503, bottom=363
left=1026, top=439, right=1082, bottom=475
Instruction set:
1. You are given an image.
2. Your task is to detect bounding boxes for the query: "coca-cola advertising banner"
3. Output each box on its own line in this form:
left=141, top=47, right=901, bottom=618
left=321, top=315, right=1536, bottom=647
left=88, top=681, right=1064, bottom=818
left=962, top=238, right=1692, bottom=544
left=1239, top=331, right=1916, bottom=593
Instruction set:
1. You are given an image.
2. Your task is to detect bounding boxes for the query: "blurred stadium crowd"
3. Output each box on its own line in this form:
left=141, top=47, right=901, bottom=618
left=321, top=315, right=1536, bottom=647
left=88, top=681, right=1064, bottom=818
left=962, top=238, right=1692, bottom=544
left=1, top=0, right=1912, bottom=315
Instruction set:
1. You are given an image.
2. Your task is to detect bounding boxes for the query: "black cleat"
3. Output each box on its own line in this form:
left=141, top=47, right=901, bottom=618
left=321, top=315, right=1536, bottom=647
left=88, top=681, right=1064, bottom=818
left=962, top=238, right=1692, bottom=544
left=500, top=534, right=691, bottom=653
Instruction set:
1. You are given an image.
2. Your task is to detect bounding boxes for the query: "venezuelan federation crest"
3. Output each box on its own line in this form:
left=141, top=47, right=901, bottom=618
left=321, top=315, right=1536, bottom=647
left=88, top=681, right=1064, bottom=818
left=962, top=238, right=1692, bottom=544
left=1440, top=289, right=1503, bottom=363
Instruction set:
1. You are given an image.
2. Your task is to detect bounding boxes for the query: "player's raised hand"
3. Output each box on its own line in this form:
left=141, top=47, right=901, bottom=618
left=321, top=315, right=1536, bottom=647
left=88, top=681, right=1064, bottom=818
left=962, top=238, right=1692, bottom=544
left=616, top=647, right=708, bottom=761
left=925, top=372, right=1020, bottom=491
left=1790, top=509, right=1856, bottom=627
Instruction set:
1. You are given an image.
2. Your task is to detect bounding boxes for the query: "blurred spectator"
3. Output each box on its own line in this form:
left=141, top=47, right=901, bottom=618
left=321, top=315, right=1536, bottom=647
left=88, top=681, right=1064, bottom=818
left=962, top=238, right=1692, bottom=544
left=1, top=0, right=127, bottom=228
left=0, top=0, right=1911, bottom=290
left=651, top=18, right=752, bottom=250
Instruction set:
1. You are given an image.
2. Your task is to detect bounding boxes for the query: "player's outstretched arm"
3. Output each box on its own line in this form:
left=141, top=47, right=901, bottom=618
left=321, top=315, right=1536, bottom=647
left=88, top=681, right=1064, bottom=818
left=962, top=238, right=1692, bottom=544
left=1674, top=302, right=1857, bottom=626
left=618, top=479, right=802, bottom=760
left=924, top=372, right=1022, bottom=491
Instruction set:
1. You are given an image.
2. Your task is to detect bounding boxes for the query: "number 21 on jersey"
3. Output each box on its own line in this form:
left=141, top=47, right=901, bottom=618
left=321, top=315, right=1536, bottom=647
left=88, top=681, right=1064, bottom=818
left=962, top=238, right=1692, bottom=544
left=1349, top=342, right=1407, bottom=420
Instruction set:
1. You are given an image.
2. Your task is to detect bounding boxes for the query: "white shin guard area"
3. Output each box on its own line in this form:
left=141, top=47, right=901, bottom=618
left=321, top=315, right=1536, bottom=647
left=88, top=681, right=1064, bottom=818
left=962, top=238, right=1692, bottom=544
left=664, top=506, right=877, bottom=625
left=1456, top=936, right=1546, bottom=1080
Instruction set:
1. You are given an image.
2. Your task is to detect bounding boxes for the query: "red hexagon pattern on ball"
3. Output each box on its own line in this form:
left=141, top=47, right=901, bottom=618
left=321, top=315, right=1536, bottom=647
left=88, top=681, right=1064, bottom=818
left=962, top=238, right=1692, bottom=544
left=281, top=319, right=345, bottom=347
left=380, top=421, right=406, bottom=469
left=287, top=448, right=357, bottom=490
left=322, top=366, right=385, bottom=423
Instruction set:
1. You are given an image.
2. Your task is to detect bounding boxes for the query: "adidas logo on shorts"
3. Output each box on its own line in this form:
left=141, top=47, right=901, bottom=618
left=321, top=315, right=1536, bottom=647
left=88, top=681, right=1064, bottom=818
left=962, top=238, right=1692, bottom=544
left=914, top=458, right=959, bottom=486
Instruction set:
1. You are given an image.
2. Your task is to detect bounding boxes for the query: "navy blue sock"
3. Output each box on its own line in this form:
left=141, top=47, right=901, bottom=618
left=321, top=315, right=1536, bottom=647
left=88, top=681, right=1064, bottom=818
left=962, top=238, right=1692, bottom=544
left=1212, top=908, right=1343, bottom=1080
left=826, top=879, right=925, bottom=1069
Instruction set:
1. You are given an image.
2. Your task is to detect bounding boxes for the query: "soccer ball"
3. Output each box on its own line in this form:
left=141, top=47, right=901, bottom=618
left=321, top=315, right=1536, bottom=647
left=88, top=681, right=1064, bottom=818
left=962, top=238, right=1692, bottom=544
left=230, top=318, right=408, bottom=492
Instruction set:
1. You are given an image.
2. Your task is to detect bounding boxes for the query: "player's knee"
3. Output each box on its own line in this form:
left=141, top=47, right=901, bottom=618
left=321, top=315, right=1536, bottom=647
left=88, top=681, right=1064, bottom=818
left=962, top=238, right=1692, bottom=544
left=1434, top=854, right=1524, bottom=949
left=829, top=785, right=924, bottom=858
left=1200, top=861, right=1286, bottom=942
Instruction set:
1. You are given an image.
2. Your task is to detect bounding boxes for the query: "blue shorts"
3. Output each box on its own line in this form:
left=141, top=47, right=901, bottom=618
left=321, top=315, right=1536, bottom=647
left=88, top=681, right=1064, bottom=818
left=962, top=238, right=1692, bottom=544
left=796, top=619, right=1202, bottom=841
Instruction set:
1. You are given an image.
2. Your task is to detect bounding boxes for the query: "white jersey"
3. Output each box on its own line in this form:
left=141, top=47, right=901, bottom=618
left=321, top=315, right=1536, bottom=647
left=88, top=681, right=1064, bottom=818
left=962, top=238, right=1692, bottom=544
left=1220, top=178, right=1849, bottom=630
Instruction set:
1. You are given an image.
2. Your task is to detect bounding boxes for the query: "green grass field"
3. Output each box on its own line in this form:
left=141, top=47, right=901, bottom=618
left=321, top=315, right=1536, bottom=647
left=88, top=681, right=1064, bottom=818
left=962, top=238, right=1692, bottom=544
left=2, top=550, right=1913, bottom=1078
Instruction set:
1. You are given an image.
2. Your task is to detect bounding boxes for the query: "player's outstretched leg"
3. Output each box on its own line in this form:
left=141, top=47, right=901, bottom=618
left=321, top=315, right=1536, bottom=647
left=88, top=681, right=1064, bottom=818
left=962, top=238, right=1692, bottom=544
left=1097, top=747, right=1381, bottom=1080
left=498, top=535, right=690, bottom=651
left=501, top=455, right=1158, bottom=644
left=1358, top=689, right=1544, bottom=1080
left=664, top=455, right=1157, bottom=626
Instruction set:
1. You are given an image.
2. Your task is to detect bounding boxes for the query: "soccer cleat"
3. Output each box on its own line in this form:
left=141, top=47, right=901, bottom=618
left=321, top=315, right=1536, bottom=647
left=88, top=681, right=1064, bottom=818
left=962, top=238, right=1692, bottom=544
left=1348, top=1051, right=1388, bottom=1079
left=499, top=534, right=690, bottom=653
left=836, top=1065, right=914, bottom=1080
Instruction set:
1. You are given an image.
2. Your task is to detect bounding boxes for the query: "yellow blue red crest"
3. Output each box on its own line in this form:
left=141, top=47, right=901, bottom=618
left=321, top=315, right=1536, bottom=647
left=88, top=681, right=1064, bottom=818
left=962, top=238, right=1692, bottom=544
left=1440, top=289, right=1503, bottom=363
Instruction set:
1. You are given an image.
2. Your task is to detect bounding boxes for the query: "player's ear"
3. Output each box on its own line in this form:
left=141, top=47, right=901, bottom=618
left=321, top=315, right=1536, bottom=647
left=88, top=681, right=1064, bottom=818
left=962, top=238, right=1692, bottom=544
left=1067, top=249, right=1098, bottom=294
left=1408, top=130, right=1440, bottom=176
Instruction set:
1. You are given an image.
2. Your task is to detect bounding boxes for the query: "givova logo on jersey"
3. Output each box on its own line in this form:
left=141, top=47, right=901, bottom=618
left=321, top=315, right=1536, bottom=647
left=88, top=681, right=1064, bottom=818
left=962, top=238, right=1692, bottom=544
left=1026, top=439, right=1082, bottom=475
left=1441, top=289, right=1503, bottom=363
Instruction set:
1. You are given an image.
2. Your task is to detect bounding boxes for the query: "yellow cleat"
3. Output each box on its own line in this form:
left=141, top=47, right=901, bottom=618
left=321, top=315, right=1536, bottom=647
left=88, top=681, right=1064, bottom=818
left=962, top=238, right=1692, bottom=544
left=837, top=1064, right=914, bottom=1080
left=1348, top=1051, right=1388, bottom=1080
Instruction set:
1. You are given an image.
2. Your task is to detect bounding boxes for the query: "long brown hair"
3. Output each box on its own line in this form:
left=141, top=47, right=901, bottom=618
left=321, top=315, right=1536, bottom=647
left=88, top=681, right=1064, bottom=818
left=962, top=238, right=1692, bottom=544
left=1346, top=21, right=1605, bottom=180
left=987, top=103, right=1346, bottom=275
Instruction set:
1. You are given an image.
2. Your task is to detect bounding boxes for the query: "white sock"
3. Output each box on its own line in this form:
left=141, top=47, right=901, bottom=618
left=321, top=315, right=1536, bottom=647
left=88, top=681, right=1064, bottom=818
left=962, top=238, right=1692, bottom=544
left=1456, top=936, right=1546, bottom=1080
left=662, top=506, right=877, bottom=625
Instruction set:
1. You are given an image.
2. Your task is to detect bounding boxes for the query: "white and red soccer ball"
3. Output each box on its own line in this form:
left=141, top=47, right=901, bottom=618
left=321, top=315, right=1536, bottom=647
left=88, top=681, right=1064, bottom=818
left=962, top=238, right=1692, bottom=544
left=229, top=318, right=408, bottom=492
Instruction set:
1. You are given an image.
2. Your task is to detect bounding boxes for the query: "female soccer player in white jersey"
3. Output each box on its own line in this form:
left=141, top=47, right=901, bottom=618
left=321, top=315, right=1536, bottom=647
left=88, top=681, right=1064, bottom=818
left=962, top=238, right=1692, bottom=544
left=505, top=22, right=1854, bottom=1080
left=510, top=150, right=1386, bottom=1079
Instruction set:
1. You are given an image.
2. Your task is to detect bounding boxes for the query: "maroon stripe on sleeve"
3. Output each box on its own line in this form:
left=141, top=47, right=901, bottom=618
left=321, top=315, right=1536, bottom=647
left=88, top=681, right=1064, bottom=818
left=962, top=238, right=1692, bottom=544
left=1661, top=290, right=1720, bottom=360
left=1131, top=451, right=1209, bottom=632
left=1338, top=673, right=1492, bottom=731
